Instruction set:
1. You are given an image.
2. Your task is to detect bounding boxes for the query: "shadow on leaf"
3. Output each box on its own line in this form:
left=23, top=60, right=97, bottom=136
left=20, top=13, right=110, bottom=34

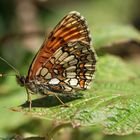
left=21, top=93, right=84, bottom=108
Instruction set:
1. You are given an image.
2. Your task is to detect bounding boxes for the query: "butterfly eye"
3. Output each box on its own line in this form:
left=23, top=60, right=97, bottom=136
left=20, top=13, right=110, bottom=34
left=16, top=75, right=26, bottom=87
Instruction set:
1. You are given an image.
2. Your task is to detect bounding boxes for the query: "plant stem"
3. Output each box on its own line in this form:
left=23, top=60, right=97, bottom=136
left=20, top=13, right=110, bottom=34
left=46, top=122, right=72, bottom=140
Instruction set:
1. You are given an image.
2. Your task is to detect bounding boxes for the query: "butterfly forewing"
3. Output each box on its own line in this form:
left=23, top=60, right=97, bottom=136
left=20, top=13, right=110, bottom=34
left=26, top=11, right=96, bottom=94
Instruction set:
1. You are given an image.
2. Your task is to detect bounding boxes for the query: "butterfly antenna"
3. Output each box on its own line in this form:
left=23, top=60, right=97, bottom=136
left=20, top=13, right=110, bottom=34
left=0, top=56, right=20, bottom=77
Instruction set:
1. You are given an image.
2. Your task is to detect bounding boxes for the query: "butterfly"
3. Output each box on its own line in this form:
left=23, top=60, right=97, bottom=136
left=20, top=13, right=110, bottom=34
left=14, top=11, right=97, bottom=108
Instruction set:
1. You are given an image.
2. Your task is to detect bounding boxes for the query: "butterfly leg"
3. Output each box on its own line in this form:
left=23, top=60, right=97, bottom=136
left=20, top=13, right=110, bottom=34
left=25, top=87, right=32, bottom=111
left=54, top=93, right=69, bottom=107
left=48, top=92, right=69, bottom=107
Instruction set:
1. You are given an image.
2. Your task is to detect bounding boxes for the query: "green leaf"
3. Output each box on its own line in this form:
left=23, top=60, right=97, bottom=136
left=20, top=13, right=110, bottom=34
left=92, top=24, right=140, bottom=49
left=95, top=55, right=136, bottom=81
left=14, top=55, right=140, bottom=135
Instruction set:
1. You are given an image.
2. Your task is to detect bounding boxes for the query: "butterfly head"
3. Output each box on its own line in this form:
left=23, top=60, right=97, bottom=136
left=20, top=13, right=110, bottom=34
left=16, top=75, right=26, bottom=87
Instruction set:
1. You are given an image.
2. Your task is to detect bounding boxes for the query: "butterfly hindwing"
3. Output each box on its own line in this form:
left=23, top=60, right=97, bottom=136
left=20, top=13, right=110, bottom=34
left=36, top=41, right=95, bottom=93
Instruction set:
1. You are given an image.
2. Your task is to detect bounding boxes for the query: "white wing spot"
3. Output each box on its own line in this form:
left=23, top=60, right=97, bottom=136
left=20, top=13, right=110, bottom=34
left=69, top=59, right=78, bottom=65
left=85, top=75, right=92, bottom=80
left=45, top=72, right=51, bottom=79
left=54, top=69, right=58, bottom=74
left=50, top=58, right=55, bottom=64
left=67, top=72, right=76, bottom=78
left=60, top=55, right=74, bottom=65
left=66, top=66, right=76, bottom=71
left=82, top=47, right=88, bottom=53
left=85, top=62, right=93, bottom=67
left=63, top=84, right=72, bottom=92
left=69, top=11, right=80, bottom=16
left=64, top=79, right=69, bottom=83
left=49, top=78, right=60, bottom=85
left=69, top=78, right=78, bottom=86
left=58, top=52, right=68, bottom=61
left=54, top=49, right=63, bottom=60
left=87, top=54, right=92, bottom=61
left=41, top=68, right=48, bottom=76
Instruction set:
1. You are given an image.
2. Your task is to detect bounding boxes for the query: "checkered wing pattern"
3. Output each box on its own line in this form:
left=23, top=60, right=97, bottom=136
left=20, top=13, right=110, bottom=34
left=26, top=11, right=96, bottom=93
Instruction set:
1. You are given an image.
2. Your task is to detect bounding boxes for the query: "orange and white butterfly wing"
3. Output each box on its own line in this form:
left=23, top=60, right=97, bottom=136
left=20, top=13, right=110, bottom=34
left=26, top=11, right=96, bottom=93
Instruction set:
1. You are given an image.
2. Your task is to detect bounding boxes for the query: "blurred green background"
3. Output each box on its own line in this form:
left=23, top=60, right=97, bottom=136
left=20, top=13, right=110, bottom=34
left=0, top=0, right=140, bottom=139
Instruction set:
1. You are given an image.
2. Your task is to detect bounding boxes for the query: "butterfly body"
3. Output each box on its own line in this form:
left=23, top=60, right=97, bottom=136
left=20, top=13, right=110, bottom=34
left=16, top=11, right=97, bottom=101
